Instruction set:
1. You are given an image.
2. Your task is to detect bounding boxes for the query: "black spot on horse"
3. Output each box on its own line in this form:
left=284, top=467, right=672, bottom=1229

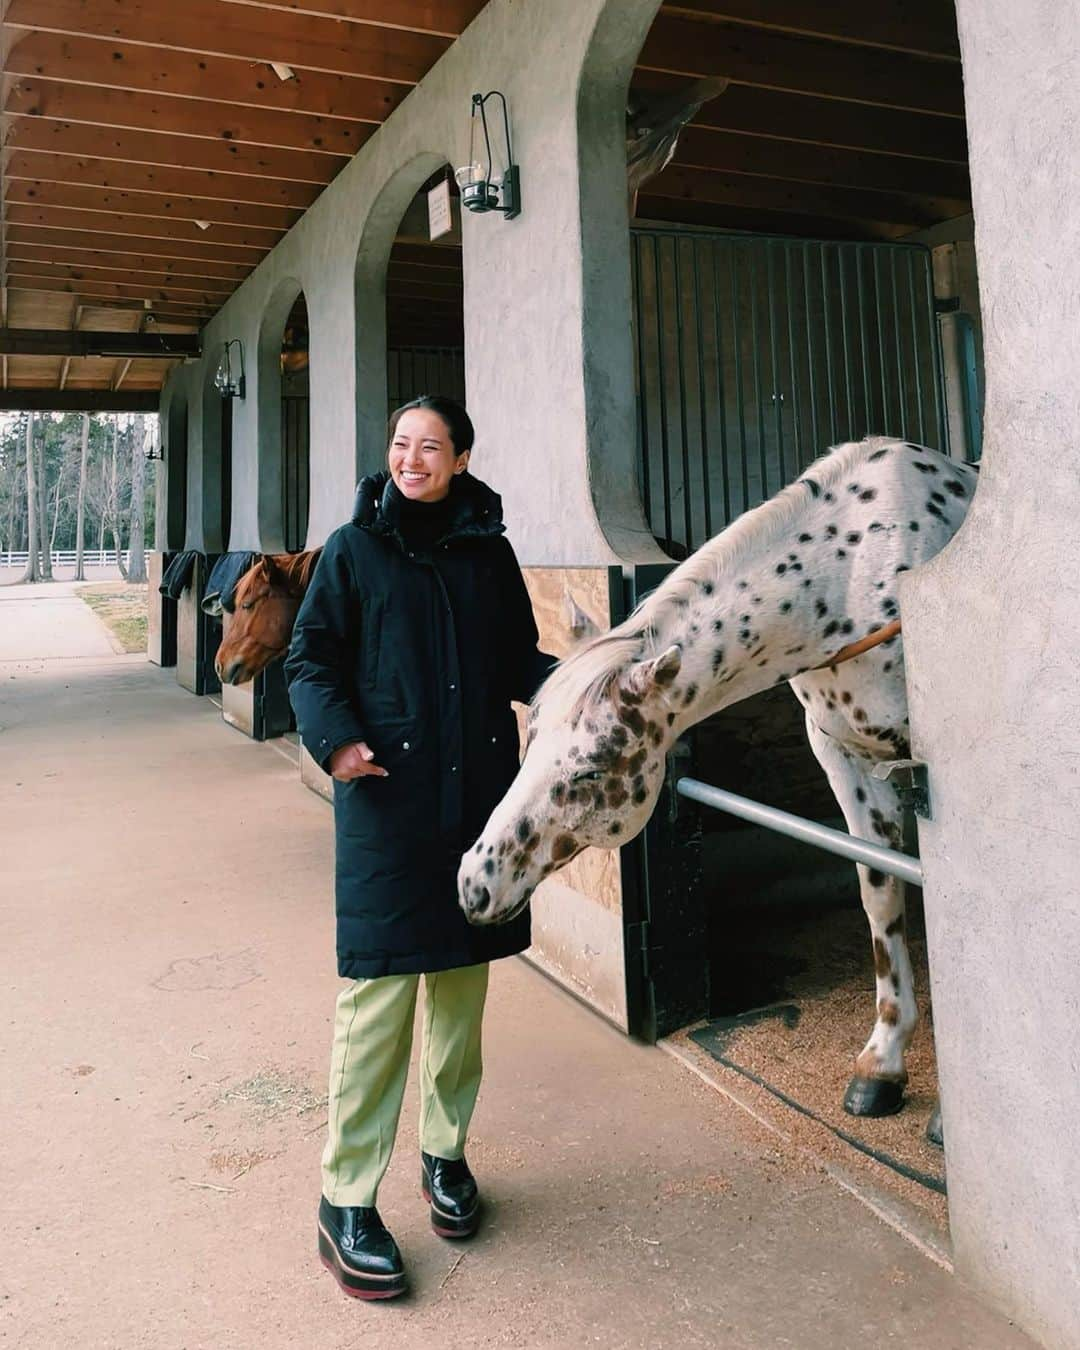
left=798, top=533, right=813, bottom=543
left=702, top=581, right=715, bottom=595
left=805, top=478, right=821, bottom=497
left=712, top=648, right=725, bottom=674
left=515, top=818, right=532, bottom=844
left=713, top=619, right=723, bottom=633
left=913, top=461, right=938, bottom=474
left=836, top=549, right=847, bottom=559
left=855, top=785, right=867, bottom=802
left=775, top=563, right=787, bottom=575
left=484, top=858, right=495, bottom=876
left=815, top=599, right=828, bottom=618
left=945, top=479, right=968, bottom=497
left=859, top=488, right=877, bottom=502
left=930, top=490, right=947, bottom=505
left=847, top=482, right=861, bottom=494
left=867, top=447, right=889, bottom=462
left=779, top=600, right=792, bottom=614
left=840, top=620, right=854, bottom=635
left=824, top=491, right=836, bottom=503
left=895, top=564, right=910, bottom=575
left=823, top=620, right=840, bottom=637
left=682, top=683, right=698, bottom=706
left=846, top=531, right=862, bottom=545
left=926, top=500, right=945, bottom=520
left=909, top=521, right=920, bottom=532
left=826, top=524, right=838, bottom=538
left=868, top=521, right=885, bottom=532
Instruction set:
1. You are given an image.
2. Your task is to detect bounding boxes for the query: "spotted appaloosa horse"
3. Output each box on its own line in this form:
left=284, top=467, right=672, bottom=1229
left=459, top=436, right=977, bottom=1119
left=213, top=550, right=321, bottom=685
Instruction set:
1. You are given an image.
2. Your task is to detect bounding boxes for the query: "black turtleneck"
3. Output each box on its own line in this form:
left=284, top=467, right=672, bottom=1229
left=384, top=480, right=454, bottom=553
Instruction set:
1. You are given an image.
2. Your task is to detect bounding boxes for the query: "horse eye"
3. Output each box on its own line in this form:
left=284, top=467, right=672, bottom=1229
left=573, top=769, right=604, bottom=784
left=240, top=600, right=255, bottom=611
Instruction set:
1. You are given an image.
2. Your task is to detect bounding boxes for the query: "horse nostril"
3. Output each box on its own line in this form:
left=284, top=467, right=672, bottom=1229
left=471, top=886, right=491, bottom=917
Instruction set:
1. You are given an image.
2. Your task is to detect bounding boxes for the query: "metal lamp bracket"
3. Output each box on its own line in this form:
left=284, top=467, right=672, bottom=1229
left=871, top=759, right=932, bottom=820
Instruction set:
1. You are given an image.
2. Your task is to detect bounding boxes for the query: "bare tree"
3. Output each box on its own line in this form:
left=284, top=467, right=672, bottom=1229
left=127, top=415, right=148, bottom=583
left=74, top=413, right=90, bottom=580
left=21, top=413, right=41, bottom=583
left=36, top=429, right=53, bottom=581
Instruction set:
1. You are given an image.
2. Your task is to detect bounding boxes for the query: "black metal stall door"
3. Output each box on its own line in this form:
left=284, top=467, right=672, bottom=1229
left=387, top=346, right=466, bottom=415
left=630, top=228, right=947, bottom=557
left=281, top=383, right=310, bottom=554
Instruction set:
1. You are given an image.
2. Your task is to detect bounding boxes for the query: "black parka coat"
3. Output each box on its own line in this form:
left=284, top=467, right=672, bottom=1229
left=284, top=472, right=551, bottom=979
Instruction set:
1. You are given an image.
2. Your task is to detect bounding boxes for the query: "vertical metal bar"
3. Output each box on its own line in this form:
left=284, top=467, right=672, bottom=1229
left=924, top=248, right=949, bottom=450
left=671, top=237, right=694, bottom=551
left=766, top=241, right=785, bottom=489
left=748, top=244, right=768, bottom=506
left=820, top=245, right=839, bottom=444
left=631, top=234, right=653, bottom=528
left=802, top=242, right=820, bottom=458
left=856, top=246, right=873, bottom=434
left=711, top=239, right=733, bottom=527
left=906, top=250, right=928, bottom=446
left=873, top=248, right=890, bottom=433
left=691, top=238, right=713, bottom=543
left=784, top=244, right=803, bottom=470
left=730, top=242, right=749, bottom=516
left=652, top=235, right=673, bottom=546
left=838, top=247, right=855, bottom=440
left=890, top=249, right=908, bottom=438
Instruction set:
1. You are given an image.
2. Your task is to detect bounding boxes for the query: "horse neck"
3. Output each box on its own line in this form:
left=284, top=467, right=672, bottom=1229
left=646, top=526, right=861, bottom=734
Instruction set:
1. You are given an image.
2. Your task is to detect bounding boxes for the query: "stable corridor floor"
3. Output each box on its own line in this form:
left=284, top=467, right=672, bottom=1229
left=1, top=644, right=1037, bottom=1350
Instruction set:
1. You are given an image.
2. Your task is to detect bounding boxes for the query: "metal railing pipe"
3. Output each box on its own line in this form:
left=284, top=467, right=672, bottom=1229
left=675, top=777, right=923, bottom=887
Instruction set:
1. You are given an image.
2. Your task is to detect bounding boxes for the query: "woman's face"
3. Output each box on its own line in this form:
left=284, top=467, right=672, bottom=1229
left=387, top=408, right=469, bottom=503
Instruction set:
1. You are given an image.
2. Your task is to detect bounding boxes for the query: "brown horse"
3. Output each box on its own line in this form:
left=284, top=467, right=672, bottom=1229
left=214, top=550, right=321, bottom=685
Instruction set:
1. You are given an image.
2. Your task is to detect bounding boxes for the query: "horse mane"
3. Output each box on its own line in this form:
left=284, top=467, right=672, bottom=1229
left=269, top=548, right=322, bottom=594
left=533, top=437, right=896, bottom=723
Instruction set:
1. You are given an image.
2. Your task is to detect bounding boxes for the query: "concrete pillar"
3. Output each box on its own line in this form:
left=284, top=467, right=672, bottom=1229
left=902, top=4, right=1080, bottom=1346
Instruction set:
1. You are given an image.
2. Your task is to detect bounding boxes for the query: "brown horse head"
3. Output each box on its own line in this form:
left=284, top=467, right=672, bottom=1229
left=214, top=550, right=320, bottom=685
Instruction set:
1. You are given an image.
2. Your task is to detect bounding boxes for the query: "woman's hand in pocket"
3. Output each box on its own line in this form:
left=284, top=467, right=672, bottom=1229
left=328, top=741, right=389, bottom=781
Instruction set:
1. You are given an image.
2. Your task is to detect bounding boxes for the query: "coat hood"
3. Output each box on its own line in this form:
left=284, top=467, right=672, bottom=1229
left=351, top=471, right=506, bottom=547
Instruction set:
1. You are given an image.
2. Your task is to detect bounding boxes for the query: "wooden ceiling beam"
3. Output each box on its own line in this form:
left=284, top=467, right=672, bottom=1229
left=0, top=327, right=200, bottom=357
left=659, top=1, right=960, bottom=61
left=7, top=205, right=281, bottom=252
left=6, top=180, right=303, bottom=233
left=3, top=288, right=204, bottom=327
left=5, top=116, right=348, bottom=183
left=3, top=243, right=254, bottom=284
left=3, top=243, right=251, bottom=284
left=639, top=14, right=965, bottom=117
left=0, top=388, right=162, bottom=411
left=671, top=127, right=970, bottom=200
left=220, top=0, right=485, bottom=38
left=631, top=75, right=970, bottom=163
left=4, top=80, right=379, bottom=159
left=7, top=0, right=449, bottom=84
left=5, top=153, right=323, bottom=211
left=4, top=273, right=223, bottom=310
left=4, top=32, right=408, bottom=125
left=643, top=163, right=958, bottom=230
left=7, top=261, right=235, bottom=297
left=634, top=195, right=907, bottom=241
left=5, top=224, right=266, bottom=267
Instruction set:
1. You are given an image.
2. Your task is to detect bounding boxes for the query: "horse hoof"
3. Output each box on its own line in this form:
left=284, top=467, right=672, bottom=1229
left=843, top=1076, right=905, bottom=1118
left=925, top=1102, right=944, bottom=1148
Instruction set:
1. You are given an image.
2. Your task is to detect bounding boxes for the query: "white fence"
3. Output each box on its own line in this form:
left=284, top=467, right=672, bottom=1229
left=1, top=549, right=152, bottom=568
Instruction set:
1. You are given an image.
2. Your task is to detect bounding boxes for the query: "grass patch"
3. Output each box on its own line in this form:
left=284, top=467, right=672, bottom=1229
left=77, top=582, right=148, bottom=653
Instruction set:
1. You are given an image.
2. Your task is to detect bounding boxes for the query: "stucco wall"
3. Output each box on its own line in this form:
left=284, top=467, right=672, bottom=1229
left=160, top=0, right=667, bottom=566
left=902, top=3, right=1080, bottom=1346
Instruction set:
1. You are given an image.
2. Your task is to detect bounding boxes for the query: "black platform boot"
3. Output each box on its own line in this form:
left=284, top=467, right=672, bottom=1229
left=420, top=1151, right=481, bottom=1239
left=317, top=1197, right=407, bottom=1299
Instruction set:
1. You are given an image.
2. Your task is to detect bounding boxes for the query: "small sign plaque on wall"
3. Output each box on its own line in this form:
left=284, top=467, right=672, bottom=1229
left=427, top=179, right=452, bottom=241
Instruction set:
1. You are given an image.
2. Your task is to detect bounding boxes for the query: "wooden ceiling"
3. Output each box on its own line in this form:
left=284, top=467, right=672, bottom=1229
left=0, top=0, right=968, bottom=405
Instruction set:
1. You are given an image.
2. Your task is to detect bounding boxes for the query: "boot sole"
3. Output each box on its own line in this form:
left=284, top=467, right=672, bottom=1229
left=422, top=1184, right=480, bottom=1240
left=318, top=1226, right=407, bottom=1300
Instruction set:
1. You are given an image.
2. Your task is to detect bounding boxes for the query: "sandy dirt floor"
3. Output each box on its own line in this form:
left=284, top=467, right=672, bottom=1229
left=0, top=619, right=1038, bottom=1349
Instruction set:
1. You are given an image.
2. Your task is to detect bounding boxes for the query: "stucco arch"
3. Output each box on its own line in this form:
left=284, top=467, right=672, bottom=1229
left=353, top=150, right=452, bottom=481
left=161, top=382, right=190, bottom=552
left=199, top=357, right=233, bottom=553
left=256, top=276, right=307, bottom=552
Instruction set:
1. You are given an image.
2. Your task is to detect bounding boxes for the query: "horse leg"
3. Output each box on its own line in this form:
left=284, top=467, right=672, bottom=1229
left=804, top=718, right=918, bottom=1117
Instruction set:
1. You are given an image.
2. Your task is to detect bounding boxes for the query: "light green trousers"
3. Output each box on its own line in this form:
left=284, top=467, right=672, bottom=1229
left=321, top=962, right=489, bottom=1207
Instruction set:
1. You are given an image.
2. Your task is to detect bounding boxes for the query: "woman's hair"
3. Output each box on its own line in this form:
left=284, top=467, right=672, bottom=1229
left=387, top=395, right=475, bottom=455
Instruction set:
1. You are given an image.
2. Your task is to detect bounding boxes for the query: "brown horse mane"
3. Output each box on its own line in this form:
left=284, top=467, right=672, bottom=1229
left=264, top=548, right=322, bottom=595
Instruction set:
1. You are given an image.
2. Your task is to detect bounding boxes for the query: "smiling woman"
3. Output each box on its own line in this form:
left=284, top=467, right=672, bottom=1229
left=283, top=392, right=555, bottom=1300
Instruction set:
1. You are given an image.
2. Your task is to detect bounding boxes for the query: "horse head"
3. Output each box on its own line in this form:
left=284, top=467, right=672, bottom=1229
left=214, top=550, right=320, bottom=685
left=457, top=635, right=684, bottom=926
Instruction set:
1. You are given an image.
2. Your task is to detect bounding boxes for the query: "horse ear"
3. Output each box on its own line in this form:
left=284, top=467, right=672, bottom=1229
left=566, top=592, right=602, bottom=645
left=624, top=644, right=682, bottom=698
left=261, top=554, right=281, bottom=583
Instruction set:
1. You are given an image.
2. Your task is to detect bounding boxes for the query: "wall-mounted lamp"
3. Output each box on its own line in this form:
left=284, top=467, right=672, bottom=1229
left=143, top=430, right=164, bottom=462
left=214, top=339, right=246, bottom=400
left=454, top=91, right=521, bottom=220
